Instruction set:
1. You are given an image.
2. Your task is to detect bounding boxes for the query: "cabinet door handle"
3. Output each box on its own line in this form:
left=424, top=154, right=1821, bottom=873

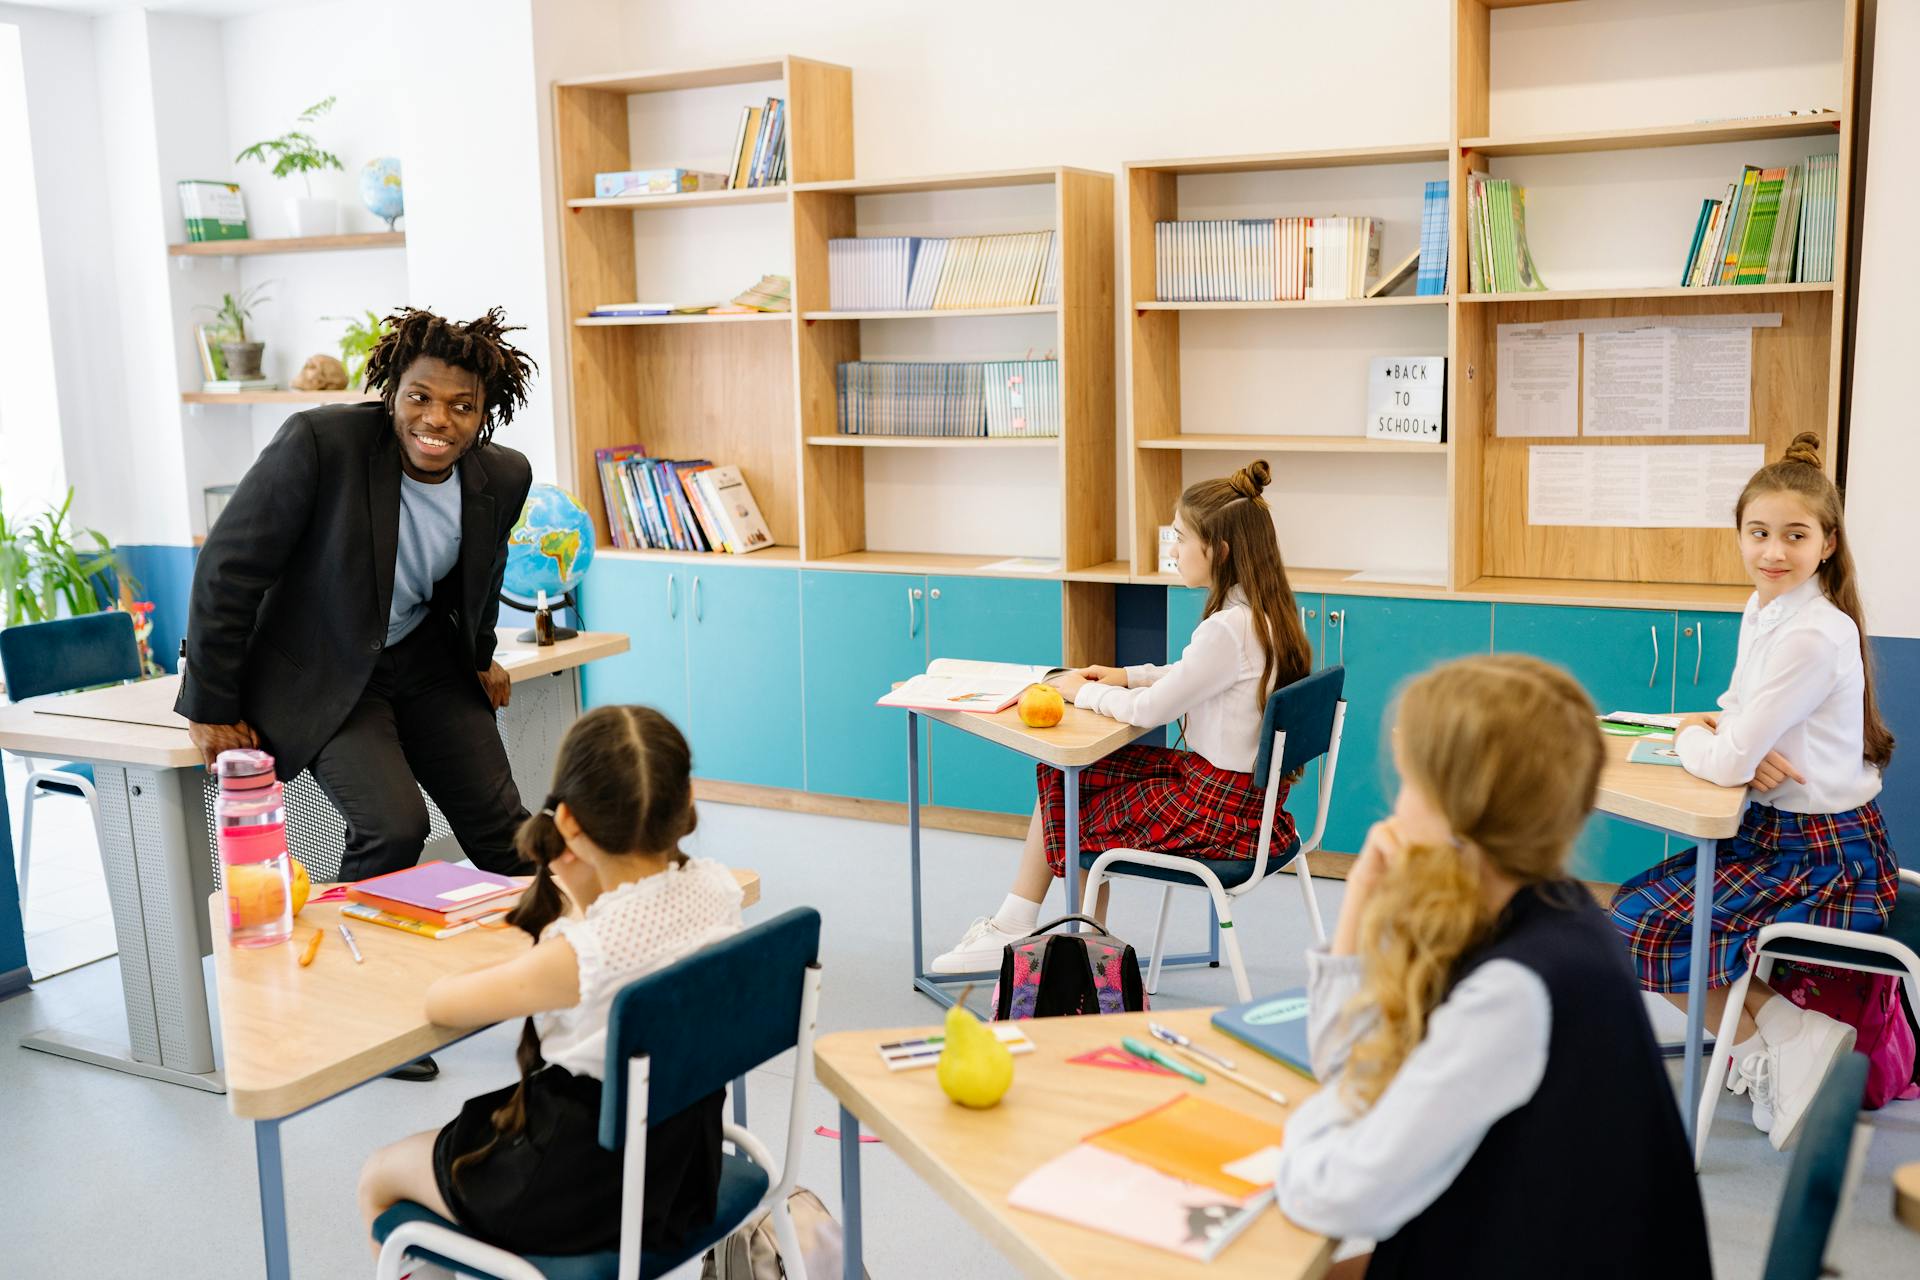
left=907, top=586, right=924, bottom=638
left=667, top=572, right=677, bottom=619
left=1693, top=621, right=1703, bottom=685
left=693, top=576, right=703, bottom=623
left=1648, top=624, right=1659, bottom=688
left=1328, top=610, right=1345, bottom=664
left=929, top=588, right=941, bottom=600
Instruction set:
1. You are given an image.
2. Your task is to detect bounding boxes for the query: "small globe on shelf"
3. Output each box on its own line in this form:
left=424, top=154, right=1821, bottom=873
left=360, top=156, right=404, bottom=231
left=502, top=483, right=596, bottom=641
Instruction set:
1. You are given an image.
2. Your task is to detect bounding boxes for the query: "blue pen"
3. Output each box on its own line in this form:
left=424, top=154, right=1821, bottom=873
left=1121, top=1035, right=1206, bottom=1084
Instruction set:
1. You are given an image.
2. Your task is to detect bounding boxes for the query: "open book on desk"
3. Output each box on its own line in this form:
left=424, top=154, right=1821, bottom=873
left=876, top=658, right=1069, bottom=714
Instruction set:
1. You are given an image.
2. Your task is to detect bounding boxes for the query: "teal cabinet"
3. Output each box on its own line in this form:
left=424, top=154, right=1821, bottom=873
left=801, top=571, right=929, bottom=802
left=1492, top=605, right=1675, bottom=883
left=1167, top=587, right=1206, bottom=661
left=683, top=564, right=804, bottom=790
left=1681, top=611, right=1742, bottom=712
left=577, top=558, right=689, bottom=730
left=1322, top=596, right=1493, bottom=855
left=928, top=576, right=1062, bottom=814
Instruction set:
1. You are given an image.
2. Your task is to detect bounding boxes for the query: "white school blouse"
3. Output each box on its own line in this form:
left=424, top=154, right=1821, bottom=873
left=1073, top=589, right=1268, bottom=773
left=535, top=857, right=743, bottom=1080
left=1675, top=576, right=1881, bottom=814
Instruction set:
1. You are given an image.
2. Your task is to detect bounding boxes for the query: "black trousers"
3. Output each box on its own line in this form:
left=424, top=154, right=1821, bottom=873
left=308, top=621, right=529, bottom=882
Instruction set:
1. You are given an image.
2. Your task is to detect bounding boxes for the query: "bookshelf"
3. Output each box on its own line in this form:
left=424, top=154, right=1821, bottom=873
left=181, top=390, right=378, bottom=405
left=168, top=231, right=405, bottom=257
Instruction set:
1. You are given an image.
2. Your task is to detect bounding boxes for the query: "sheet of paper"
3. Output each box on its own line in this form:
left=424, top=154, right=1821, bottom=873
left=1496, top=324, right=1579, bottom=437
left=1667, top=328, right=1751, bottom=435
left=1582, top=326, right=1752, bottom=438
left=1527, top=444, right=1764, bottom=527
left=1582, top=329, right=1669, bottom=436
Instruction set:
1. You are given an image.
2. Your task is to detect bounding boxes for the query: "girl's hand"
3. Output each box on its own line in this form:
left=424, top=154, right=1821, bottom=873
left=1675, top=712, right=1720, bottom=738
left=1076, top=665, right=1130, bottom=688
left=1050, top=672, right=1089, bottom=700
left=1750, top=750, right=1805, bottom=792
left=1332, top=820, right=1407, bottom=956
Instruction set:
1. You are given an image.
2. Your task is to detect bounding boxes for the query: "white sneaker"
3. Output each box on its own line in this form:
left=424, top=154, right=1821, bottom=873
left=1729, top=1050, right=1776, bottom=1134
left=930, top=915, right=1025, bottom=975
left=1764, top=1008, right=1856, bottom=1151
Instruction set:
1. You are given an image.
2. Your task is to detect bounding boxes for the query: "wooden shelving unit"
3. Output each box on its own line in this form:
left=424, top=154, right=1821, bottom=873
left=565, top=188, right=788, bottom=211
left=168, top=231, right=405, bottom=257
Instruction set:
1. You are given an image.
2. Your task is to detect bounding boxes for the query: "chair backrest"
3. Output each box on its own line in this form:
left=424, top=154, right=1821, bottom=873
left=0, top=612, right=142, bottom=702
left=599, top=906, right=822, bottom=1149
left=1252, top=664, right=1347, bottom=782
left=1760, top=1052, right=1869, bottom=1280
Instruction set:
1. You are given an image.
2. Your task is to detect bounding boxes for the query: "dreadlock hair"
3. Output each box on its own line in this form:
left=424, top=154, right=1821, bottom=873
left=449, top=705, right=695, bottom=1191
left=362, top=305, right=538, bottom=445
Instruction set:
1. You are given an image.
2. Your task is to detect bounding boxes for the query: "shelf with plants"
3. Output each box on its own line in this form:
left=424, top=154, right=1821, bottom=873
left=1447, top=0, right=1863, bottom=599
left=182, top=390, right=378, bottom=405
left=169, top=231, right=406, bottom=257
left=552, top=56, right=852, bottom=560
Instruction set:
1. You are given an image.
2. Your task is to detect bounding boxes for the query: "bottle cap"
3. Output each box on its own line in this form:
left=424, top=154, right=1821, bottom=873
left=215, top=748, right=277, bottom=791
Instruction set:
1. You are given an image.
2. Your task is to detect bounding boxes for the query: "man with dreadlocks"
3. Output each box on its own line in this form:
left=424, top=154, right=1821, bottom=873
left=179, top=306, right=538, bottom=940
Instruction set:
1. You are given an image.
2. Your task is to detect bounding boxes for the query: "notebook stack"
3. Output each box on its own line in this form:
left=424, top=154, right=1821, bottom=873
left=837, top=359, right=1062, bottom=438
left=342, top=863, right=524, bottom=940
left=1678, top=153, right=1836, bottom=287
left=826, top=232, right=1058, bottom=311
left=595, top=447, right=774, bottom=554
left=1153, top=216, right=1383, bottom=301
left=1464, top=172, right=1547, bottom=294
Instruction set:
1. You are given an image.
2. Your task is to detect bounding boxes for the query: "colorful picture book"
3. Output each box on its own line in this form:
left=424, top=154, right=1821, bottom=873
left=593, top=168, right=729, bottom=199
left=875, top=1022, right=1035, bottom=1071
left=347, top=862, right=523, bottom=926
left=1678, top=153, right=1836, bottom=287
left=177, top=179, right=249, bottom=242
left=1416, top=179, right=1450, bottom=295
left=1154, top=216, right=1382, bottom=302
left=1465, top=172, right=1546, bottom=294
left=837, top=359, right=1061, bottom=438
left=876, top=659, right=1069, bottom=714
left=1211, top=988, right=1316, bottom=1081
left=726, top=97, right=787, bottom=189
left=1628, top=739, right=1685, bottom=767
left=827, top=232, right=1059, bottom=311
left=340, top=901, right=493, bottom=941
left=595, top=447, right=771, bottom=554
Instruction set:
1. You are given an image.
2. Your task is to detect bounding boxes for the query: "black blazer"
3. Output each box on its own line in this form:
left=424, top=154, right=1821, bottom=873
left=175, top=401, right=533, bottom=778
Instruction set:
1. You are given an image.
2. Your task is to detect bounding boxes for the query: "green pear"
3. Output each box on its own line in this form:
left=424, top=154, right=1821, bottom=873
left=936, top=996, right=1014, bottom=1109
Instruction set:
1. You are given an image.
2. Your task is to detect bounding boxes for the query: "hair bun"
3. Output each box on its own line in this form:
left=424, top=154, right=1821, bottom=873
left=1781, top=432, right=1823, bottom=469
left=1229, top=460, right=1272, bottom=501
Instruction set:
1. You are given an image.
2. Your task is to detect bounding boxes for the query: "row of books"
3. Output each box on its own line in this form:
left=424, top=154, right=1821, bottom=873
left=1465, top=172, right=1547, bottom=294
left=595, top=446, right=774, bottom=554
left=837, top=359, right=1061, bottom=438
left=1679, top=153, right=1836, bottom=287
left=1153, top=217, right=1384, bottom=302
left=827, top=232, right=1060, bottom=311
left=726, top=98, right=787, bottom=189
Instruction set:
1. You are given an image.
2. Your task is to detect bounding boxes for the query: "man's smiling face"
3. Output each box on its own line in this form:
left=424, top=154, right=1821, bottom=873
left=391, top=356, right=485, bottom=481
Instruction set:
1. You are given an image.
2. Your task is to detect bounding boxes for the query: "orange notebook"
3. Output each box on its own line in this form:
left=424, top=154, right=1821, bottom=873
left=1086, top=1094, right=1287, bottom=1198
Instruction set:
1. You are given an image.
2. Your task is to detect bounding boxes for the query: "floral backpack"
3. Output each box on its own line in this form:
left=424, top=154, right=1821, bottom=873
left=989, top=915, right=1146, bottom=1020
left=1769, top=961, right=1920, bottom=1109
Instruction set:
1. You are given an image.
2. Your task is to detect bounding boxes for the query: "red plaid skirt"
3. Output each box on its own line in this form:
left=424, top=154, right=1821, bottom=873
left=1607, top=800, right=1897, bottom=993
left=1035, top=743, right=1294, bottom=877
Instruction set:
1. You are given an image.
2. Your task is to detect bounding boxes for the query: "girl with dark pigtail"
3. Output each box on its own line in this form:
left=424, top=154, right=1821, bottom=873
left=355, top=705, right=742, bottom=1259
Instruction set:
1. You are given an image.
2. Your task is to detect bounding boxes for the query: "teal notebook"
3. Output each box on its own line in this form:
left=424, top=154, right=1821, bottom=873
left=1210, top=988, right=1315, bottom=1081
left=1628, top=739, right=1685, bottom=767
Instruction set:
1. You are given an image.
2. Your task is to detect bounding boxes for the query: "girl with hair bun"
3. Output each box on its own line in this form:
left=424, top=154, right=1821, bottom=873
left=932, top=460, right=1315, bottom=973
left=1610, top=431, right=1898, bottom=1151
left=1274, top=655, right=1710, bottom=1278
left=356, top=705, right=742, bottom=1259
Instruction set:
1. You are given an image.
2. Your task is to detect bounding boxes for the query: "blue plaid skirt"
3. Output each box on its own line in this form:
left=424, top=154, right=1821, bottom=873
left=1608, top=800, right=1896, bottom=992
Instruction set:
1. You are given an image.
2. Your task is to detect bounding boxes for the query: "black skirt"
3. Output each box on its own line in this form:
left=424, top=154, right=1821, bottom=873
left=432, top=1063, right=724, bottom=1258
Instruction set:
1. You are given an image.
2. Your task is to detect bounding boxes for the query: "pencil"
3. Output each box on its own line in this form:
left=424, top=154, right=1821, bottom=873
left=1163, top=1041, right=1288, bottom=1106
left=298, top=928, right=323, bottom=966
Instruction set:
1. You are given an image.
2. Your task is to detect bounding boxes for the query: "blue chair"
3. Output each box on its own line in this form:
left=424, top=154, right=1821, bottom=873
left=1760, top=1053, right=1871, bottom=1280
left=374, top=906, right=825, bottom=1280
left=1081, top=666, right=1347, bottom=1002
left=0, top=613, right=142, bottom=910
left=1696, top=867, right=1920, bottom=1168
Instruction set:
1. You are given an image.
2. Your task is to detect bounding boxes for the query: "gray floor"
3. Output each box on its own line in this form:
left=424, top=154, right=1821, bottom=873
left=1, top=799, right=1915, bottom=1278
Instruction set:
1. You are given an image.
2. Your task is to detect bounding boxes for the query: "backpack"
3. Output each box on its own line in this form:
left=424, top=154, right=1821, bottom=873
left=989, top=915, right=1146, bottom=1020
left=1769, top=961, right=1920, bottom=1109
left=700, top=1187, right=867, bottom=1280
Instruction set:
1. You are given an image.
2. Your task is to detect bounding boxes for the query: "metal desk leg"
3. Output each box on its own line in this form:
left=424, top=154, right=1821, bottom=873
left=1062, top=764, right=1082, bottom=929
left=839, top=1106, right=864, bottom=1280
left=907, top=713, right=926, bottom=986
left=256, top=1118, right=291, bottom=1280
left=732, top=1075, right=748, bottom=1128
left=1682, top=838, right=1717, bottom=1147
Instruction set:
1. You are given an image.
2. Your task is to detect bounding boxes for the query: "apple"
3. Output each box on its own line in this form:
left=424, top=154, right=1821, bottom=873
left=1017, top=683, right=1065, bottom=728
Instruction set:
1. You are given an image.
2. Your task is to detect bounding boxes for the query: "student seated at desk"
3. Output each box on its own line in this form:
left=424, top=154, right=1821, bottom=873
left=932, top=460, right=1313, bottom=973
left=356, top=705, right=743, bottom=1259
left=1609, top=433, right=1899, bottom=1150
left=1274, top=656, right=1710, bottom=1279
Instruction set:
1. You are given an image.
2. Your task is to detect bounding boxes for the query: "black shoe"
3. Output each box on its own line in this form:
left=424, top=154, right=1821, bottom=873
left=386, top=1055, right=439, bottom=1082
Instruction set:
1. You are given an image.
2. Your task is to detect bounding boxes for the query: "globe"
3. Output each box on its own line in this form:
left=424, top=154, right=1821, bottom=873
left=360, top=157, right=404, bottom=230
left=505, top=483, right=595, bottom=606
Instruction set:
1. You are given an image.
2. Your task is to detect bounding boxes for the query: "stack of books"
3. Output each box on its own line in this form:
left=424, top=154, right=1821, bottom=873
left=595, top=447, right=774, bottom=555
left=1153, top=216, right=1383, bottom=301
left=1678, top=153, right=1835, bottom=287
left=342, top=863, right=523, bottom=940
left=837, top=359, right=1062, bottom=438
left=192, top=325, right=276, bottom=391
left=1417, top=180, right=1450, bottom=296
left=826, top=232, right=1058, bottom=311
left=726, top=98, right=786, bottom=189
left=1465, top=172, right=1547, bottom=294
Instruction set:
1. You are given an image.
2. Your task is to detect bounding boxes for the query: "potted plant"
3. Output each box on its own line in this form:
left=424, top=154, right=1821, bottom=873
left=198, top=284, right=272, bottom=382
left=327, top=309, right=392, bottom=389
left=235, top=96, right=346, bottom=237
left=0, top=487, right=129, bottom=629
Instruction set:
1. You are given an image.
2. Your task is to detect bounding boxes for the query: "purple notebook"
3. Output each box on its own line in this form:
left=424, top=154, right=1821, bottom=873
left=347, top=862, right=522, bottom=915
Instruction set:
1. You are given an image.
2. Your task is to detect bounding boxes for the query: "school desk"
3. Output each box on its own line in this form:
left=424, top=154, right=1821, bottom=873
left=1592, top=729, right=1747, bottom=1147
left=215, top=868, right=761, bottom=1280
left=815, top=1006, right=1331, bottom=1280
left=0, top=629, right=627, bottom=1092
left=898, top=703, right=1160, bottom=1007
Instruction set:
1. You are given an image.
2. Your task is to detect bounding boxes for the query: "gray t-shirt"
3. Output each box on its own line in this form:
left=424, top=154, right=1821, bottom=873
left=387, top=472, right=463, bottom=645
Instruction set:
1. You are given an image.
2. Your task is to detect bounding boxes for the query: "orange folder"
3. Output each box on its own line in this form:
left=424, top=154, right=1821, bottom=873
left=1085, top=1094, right=1287, bottom=1198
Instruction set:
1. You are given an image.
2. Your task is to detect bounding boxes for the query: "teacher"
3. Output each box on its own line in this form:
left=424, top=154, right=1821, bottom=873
left=177, top=306, right=537, bottom=890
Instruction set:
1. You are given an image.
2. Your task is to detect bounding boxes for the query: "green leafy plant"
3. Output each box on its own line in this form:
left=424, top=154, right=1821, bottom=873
left=0, top=487, right=130, bottom=628
left=328, top=309, right=391, bottom=389
left=234, top=97, right=345, bottom=196
left=197, top=283, right=273, bottom=343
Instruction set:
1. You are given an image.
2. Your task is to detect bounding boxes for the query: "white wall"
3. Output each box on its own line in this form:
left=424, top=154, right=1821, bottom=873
left=0, top=22, right=64, bottom=516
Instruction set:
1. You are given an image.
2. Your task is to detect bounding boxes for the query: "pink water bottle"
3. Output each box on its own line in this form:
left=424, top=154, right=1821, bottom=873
left=216, top=749, right=293, bottom=947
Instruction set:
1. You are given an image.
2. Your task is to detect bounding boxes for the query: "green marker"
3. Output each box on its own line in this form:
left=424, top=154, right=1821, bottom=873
left=1122, top=1035, right=1206, bottom=1084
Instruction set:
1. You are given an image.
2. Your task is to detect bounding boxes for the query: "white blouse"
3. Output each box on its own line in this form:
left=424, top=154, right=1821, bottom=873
left=535, top=856, right=743, bottom=1080
left=1073, top=590, right=1269, bottom=773
left=1676, top=576, right=1882, bottom=814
